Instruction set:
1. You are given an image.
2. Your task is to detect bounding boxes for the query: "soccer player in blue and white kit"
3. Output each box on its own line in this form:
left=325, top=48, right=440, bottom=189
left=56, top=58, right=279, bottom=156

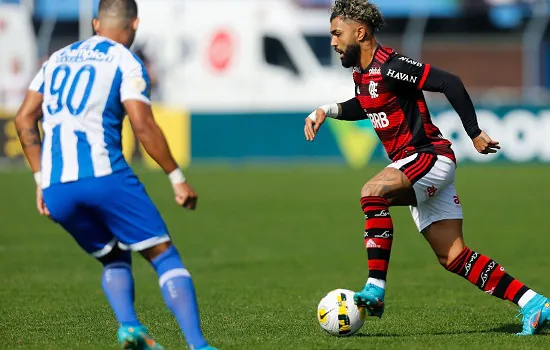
left=15, top=1, right=216, bottom=349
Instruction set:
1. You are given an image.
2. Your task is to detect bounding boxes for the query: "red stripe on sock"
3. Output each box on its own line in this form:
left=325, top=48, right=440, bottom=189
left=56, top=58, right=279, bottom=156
left=467, top=255, right=490, bottom=284
left=447, top=247, right=471, bottom=272
left=368, top=259, right=389, bottom=271
left=484, top=264, right=505, bottom=294
left=361, top=197, right=390, bottom=210
left=378, top=239, right=392, bottom=250
left=504, top=279, right=524, bottom=301
left=361, top=197, right=390, bottom=204
left=366, top=217, right=393, bottom=229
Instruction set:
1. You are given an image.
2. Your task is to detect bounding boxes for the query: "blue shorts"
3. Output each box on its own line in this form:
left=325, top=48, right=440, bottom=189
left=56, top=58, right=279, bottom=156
left=43, top=168, right=170, bottom=258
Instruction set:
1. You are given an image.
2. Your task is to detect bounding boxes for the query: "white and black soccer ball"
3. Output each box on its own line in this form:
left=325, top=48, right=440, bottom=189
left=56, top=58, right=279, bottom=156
left=317, top=289, right=365, bottom=336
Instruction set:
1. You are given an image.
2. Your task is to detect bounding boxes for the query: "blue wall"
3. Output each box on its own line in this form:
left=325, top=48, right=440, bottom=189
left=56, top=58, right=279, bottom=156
left=192, top=112, right=342, bottom=163
left=191, top=107, right=550, bottom=166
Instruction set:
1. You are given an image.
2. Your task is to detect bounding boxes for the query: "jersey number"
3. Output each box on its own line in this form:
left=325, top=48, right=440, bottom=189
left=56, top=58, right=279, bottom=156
left=47, top=64, right=96, bottom=116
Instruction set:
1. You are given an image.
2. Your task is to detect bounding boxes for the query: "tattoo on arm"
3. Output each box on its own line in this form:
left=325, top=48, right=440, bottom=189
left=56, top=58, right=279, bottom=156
left=17, top=127, right=42, bottom=148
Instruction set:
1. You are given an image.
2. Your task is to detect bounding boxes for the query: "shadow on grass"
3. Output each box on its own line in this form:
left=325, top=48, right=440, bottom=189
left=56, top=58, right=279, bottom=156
left=346, top=323, right=549, bottom=338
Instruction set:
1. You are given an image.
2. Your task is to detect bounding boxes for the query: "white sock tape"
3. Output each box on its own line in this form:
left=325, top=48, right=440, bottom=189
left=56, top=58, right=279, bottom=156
left=158, top=268, right=191, bottom=288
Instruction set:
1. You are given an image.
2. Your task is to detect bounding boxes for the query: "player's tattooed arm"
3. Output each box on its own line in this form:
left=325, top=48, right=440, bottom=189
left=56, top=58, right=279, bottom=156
left=17, top=127, right=41, bottom=148
left=15, top=90, right=44, bottom=173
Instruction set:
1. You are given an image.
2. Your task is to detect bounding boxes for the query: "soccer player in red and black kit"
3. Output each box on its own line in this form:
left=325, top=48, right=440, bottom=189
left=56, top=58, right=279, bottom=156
left=304, top=0, right=550, bottom=335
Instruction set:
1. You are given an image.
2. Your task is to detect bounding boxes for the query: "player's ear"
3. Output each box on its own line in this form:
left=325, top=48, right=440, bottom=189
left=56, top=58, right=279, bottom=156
left=92, top=18, right=100, bottom=33
left=132, top=18, right=140, bottom=31
left=356, top=24, right=367, bottom=42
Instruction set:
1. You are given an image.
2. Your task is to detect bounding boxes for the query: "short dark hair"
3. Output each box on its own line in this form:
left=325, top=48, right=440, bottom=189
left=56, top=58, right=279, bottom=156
left=98, top=0, right=138, bottom=20
left=330, top=0, right=386, bottom=33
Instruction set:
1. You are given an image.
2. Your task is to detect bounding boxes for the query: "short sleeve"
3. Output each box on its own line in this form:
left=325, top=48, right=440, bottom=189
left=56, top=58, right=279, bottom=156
left=119, top=50, right=151, bottom=104
left=382, top=55, right=431, bottom=93
left=29, top=61, right=48, bottom=94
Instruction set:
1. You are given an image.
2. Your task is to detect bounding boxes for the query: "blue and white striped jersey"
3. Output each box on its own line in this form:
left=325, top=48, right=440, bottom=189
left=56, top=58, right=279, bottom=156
left=29, top=35, right=150, bottom=189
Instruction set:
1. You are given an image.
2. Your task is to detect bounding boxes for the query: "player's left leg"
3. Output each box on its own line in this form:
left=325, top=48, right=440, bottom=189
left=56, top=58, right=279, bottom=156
left=422, top=193, right=550, bottom=335
left=97, top=247, right=164, bottom=350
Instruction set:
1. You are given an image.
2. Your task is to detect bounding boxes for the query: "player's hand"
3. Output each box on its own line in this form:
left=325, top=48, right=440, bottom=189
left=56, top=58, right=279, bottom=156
left=36, top=185, right=51, bottom=218
left=173, top=182, right=198, bottom=210
left=304, top=108, right=327, bottom=141
left=472, top=131, right=500, bottom=154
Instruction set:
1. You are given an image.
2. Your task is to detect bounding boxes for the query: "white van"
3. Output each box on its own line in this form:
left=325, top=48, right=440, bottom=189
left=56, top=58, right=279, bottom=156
left=134, top=0, right=354, bottom=112
left=0, top=4, right=37, bottom=112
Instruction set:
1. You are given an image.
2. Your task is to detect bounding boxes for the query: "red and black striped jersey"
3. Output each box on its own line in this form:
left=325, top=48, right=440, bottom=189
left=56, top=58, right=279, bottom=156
left=353, top=46, right=456, bottom=163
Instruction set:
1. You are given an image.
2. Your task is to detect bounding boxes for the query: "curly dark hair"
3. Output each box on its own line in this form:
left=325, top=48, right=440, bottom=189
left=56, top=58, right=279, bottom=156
left=330, top=0, right=386, bottom=32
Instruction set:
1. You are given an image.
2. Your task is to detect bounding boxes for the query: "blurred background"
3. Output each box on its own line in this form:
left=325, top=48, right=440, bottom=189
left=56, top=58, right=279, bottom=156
left=1, top=0, right=549, bottom=168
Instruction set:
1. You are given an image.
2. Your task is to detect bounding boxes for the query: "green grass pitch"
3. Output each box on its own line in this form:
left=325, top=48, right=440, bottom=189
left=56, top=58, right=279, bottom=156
left=1, top=164, right=549, bottom=349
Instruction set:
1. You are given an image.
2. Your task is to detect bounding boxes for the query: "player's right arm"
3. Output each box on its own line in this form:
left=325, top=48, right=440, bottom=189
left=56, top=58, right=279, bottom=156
left=124, top=101, right=198, bottom=209
left=121, top=53, right=197, bottom=210
left=304, top=98, right=365, bottom=141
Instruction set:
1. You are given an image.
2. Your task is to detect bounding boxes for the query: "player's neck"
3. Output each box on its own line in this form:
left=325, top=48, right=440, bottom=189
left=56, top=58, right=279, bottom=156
left=96, top=30, right=131, bottom=47
left=358, top=40, right=379, bottom=70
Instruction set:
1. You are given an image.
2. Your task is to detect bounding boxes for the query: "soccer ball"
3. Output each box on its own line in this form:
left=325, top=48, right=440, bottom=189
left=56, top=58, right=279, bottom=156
left=317, top=289, right=365, bottom=336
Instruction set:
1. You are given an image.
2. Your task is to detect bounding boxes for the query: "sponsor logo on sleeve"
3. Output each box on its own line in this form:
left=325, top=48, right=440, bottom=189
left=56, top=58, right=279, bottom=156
left=398, top=56, right=423, bottom=67
left=386, top=69, right=418, bottom=83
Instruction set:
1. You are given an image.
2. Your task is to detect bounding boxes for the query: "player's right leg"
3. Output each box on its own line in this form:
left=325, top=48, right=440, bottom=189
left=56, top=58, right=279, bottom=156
left=355, top=153, right=445, bottom=316
left=95, top=169, right=215, bottom=350
left=354, top=157, right=419, bottom=317
left=140, top=242, right=216, bottom=350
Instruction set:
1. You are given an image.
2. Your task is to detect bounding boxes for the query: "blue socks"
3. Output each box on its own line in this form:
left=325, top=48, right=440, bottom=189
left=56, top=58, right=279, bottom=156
left=151, top=245, right=207, bottom=349
left=101, top=253, right=141, bottom=327
left=101, top=246, right=207, bottom=349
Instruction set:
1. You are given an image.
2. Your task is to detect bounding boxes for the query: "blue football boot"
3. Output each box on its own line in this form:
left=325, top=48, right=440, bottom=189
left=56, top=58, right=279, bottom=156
left=516, top=294, right=550, bottom=336
left=117, top=325, right=164, bottom=350
left=353, top=283, right=385, bottom=318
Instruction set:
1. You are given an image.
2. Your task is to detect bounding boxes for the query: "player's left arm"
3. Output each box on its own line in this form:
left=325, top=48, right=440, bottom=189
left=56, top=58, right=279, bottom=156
left=383, top=55, right=500, bottom=154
